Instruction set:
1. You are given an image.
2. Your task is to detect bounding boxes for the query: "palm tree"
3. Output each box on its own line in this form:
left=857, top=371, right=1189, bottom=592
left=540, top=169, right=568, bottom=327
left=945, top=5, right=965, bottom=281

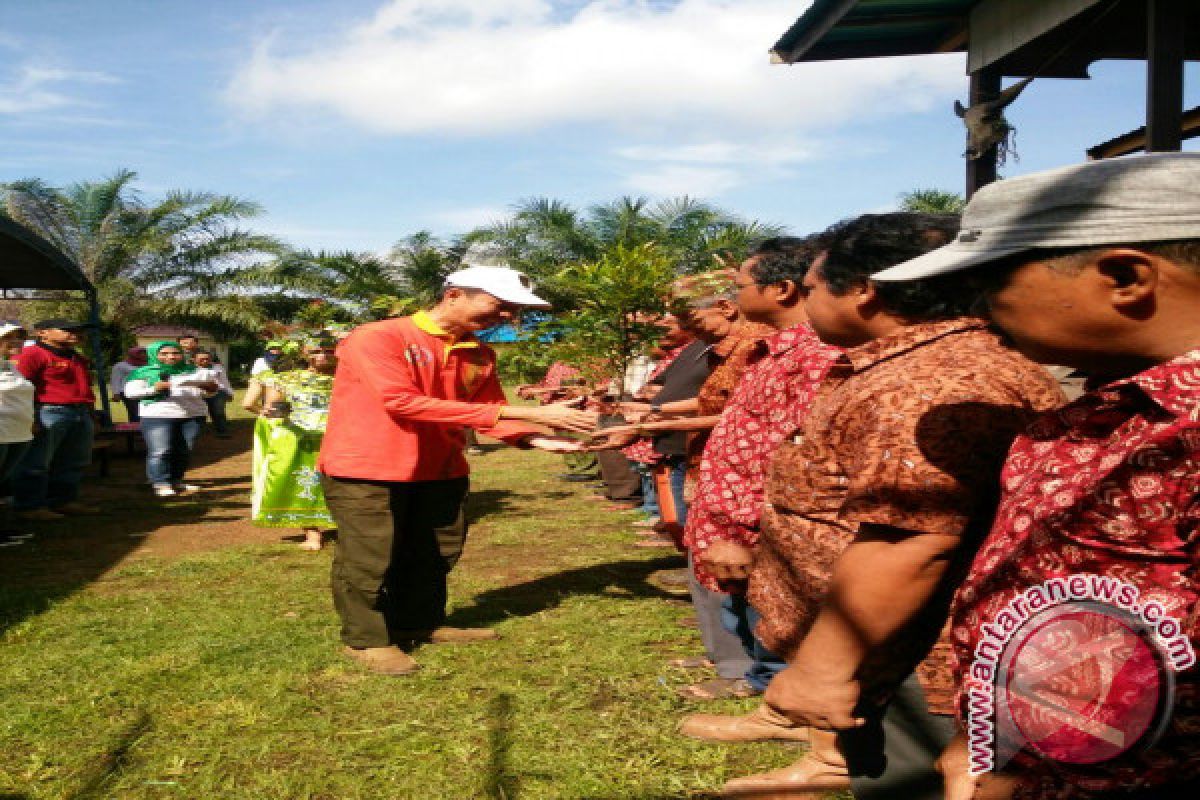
left=899, top=188, right=966, bottom=214
left=1, top=169, right=281, bottom=339
left=240, top=249, right=403, bottom=321
left=468, top=195, right=786, bottom=308
left=388, top=231, right=457, bottom=307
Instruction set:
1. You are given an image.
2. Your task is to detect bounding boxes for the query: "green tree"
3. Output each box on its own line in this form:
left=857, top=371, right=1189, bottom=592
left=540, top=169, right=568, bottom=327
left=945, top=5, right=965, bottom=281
left=468, top=195, right=785, bottom=305
left=538, top=242, right=675, bottom=395
left=898, top=188, right=966, bottom=214
left=1, top=169, right=281, bottom=342
left=240, top=249, right=400, bottom=322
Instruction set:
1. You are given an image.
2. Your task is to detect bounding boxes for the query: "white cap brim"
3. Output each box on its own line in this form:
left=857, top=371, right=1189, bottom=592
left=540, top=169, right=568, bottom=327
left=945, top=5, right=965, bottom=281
left=871, top=242, right=1029, bottom=282
left=0, top=323, right=25, bottom=338
left=446, top=279, right=550, bottom=308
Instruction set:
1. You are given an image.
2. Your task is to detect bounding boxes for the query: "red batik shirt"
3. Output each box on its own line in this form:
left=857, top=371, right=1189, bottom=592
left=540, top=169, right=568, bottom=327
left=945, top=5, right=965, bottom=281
left=537, top=361, right=581, bottom=390
left=623, top=343, right=689, bottom=466
left=952, top=350, right=1200, bottom=798
left=684, top=324, right=840, bottom=591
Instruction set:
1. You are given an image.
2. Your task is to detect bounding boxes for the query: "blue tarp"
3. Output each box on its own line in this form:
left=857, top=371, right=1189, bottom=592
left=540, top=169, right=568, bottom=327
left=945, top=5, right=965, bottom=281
left=476, top=312, right=555, bottom=344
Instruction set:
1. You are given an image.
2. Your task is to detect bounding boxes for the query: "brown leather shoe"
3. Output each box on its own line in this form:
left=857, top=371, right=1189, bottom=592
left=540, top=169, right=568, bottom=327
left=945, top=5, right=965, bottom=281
left=721, top=729, right=849, bottom=797
left=343, top=646, right=420, bottom=675
left=680, top=704, right=810, bottom=743
left=391, top=626, right=499, bottom=644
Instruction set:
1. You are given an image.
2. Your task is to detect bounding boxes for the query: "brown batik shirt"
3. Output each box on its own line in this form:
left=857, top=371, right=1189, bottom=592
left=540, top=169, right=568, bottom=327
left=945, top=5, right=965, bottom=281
left=748, top=318, right=1064, bottom=714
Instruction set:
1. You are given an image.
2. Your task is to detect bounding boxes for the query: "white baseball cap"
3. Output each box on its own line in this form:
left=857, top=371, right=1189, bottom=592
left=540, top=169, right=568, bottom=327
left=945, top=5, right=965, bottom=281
left=444, top=264, right=550, bottom=308
left=0, top=322, right=26, bottom=338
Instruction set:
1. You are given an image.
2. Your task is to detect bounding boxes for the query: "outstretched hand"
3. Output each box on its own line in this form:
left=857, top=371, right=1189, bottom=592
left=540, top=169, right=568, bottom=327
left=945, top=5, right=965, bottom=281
left=527, top=435, right=585, bottom=453
left=512, top=397, right=598, bottom=433
left=585, top=425, right=640, bottom=451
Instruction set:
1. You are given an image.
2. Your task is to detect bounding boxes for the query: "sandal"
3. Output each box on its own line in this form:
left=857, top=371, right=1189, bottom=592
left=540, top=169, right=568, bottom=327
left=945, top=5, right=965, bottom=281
left=676, top=677, right=760, bottom=701
left=667, top=656, right=714, bottom=669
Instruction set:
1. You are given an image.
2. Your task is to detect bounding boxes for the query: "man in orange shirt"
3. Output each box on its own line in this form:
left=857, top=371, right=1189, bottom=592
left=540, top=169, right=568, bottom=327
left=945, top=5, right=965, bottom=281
left=319, top=263, right=596, bottom=675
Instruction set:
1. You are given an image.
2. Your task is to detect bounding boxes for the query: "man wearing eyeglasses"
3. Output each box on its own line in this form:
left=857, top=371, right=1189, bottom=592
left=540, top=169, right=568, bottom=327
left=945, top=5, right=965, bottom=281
left=319, top=261, right=598, bottom=676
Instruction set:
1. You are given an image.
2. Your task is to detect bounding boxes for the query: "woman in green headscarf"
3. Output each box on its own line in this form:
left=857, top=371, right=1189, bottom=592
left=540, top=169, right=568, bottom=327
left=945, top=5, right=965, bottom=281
left=123, top=340, right=219, bottom=497
left=250, top=334, right=337, bottom=550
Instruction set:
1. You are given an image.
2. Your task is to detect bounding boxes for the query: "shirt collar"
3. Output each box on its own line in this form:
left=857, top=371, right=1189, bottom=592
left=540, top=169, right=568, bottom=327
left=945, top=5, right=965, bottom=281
left=765, top=323, right=823, bottom=357
left=843, top=317, right=987, bottom=373
left=1094, top=348, right=1200, bottom=421
left=411, top=311, right=479, bottom=351
left=35, top=341, right=79, bottom=359
left=712, top=321, right=773, bottom=358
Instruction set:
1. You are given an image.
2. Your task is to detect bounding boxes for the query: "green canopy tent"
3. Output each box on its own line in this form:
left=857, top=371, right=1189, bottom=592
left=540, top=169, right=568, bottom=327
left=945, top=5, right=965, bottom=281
left=1, top=217, right=112, bottom=420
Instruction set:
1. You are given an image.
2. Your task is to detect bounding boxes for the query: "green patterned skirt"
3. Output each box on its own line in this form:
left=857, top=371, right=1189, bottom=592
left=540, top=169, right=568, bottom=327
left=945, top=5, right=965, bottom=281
left=251, top=416, right=334, bottom=529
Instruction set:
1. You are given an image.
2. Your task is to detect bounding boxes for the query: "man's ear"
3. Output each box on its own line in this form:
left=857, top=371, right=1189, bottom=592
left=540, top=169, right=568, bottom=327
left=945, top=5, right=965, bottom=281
left=854, top=280, right=882, bottom=316
left=1091, top=249, right=1158, bottom=311
left=773, top=279, right=802, bottom=307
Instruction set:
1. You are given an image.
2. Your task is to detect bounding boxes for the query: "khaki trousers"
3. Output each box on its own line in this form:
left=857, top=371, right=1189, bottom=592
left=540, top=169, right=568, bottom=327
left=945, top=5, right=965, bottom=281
left=323, top=475, right=469, bottom=648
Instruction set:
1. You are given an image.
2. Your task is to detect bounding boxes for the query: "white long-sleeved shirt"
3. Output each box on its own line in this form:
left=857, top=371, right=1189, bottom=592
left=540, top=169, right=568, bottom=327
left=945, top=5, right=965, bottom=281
left=208, top=364, right=234, bottom=398
left=0, top=359, right=35, bottom=443
left=123, top=371, right=213, bottom=418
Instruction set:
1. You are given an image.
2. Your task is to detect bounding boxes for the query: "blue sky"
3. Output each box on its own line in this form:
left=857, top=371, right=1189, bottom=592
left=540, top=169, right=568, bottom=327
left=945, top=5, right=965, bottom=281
left=3, top=0, right=1197, bottom=255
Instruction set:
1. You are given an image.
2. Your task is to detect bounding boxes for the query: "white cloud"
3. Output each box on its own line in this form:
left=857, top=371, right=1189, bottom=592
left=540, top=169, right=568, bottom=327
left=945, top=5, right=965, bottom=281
left=0, top=64, right=118, bottom=115
left=228, top=0, right=964, bottom=138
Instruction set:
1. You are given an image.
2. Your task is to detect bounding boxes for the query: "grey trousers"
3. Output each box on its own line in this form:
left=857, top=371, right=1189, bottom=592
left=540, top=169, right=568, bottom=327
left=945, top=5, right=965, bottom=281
left=844, top=673, right=957, bottom=800
left=686, top=551, right=753, bottom=681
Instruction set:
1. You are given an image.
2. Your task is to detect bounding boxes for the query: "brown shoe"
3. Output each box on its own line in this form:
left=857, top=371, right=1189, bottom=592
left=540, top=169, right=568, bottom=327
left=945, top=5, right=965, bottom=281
left=54, top=502, right=101, bottom=515
left=681, top=704, right=810, bottom=743
left=343, top=646, right=420, bottom=675
left=16, top=508, right=65, bottom=522
left=721, top=728, right=849, bottom=797
left=391, top=626, right=499, bottom=645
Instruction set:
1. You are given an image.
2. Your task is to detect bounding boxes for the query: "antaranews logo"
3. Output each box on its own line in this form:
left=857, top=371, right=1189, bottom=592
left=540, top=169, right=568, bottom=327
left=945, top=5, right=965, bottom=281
left=965, top=574, right=1196, bottom=775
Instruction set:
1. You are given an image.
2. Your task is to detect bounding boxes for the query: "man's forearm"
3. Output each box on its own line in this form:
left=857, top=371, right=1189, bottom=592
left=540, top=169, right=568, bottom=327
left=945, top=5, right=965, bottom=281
left=791, top=526, right=960, bottom=678
left=637, top=414, right=720, bottom=434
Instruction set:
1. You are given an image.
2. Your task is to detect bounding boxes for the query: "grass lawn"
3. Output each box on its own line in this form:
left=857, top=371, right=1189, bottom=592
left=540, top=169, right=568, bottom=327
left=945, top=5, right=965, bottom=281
left=0, top=406, right=814, bottom=798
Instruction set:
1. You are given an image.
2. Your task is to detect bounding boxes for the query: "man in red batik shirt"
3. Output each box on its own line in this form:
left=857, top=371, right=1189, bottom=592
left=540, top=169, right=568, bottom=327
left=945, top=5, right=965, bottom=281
left=872, top=154, right=1200, bottom=799
left=677, top=237, right=842, bottom=742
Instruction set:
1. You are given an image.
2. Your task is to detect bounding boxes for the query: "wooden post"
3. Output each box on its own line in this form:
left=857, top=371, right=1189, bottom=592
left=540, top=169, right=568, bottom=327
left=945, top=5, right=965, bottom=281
left=966, top=68, right=1001, bottom=198
left=1146, top=0, right=1186, bottom=152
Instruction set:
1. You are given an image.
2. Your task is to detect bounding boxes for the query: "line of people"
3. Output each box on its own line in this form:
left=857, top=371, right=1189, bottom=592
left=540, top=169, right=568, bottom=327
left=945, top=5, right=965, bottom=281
left=550, top=154, right=1200, bottom=799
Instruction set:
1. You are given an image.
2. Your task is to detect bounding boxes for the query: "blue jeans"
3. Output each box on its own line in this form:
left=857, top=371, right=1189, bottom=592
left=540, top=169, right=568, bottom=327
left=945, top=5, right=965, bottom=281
left=720, top=593, right=787, bottom=691
left=205, top=393, right=230, bottom=434
left=140, top=417, right=204, bottom=486
left=13, top=405, right=94, bottom=511
left=666, top=456, right=688, bottom=526
left=635, top=463, right=659, bottom=518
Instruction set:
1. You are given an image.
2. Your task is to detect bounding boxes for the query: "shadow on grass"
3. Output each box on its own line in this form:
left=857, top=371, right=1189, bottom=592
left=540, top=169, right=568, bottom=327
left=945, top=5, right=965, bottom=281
left=0, top=419, right=254, bottom=637
left=446, top=555, right=683, bottom=629
left=485, top=693, right=518, bottom=800
left=65, top=711, right=151, bottom=800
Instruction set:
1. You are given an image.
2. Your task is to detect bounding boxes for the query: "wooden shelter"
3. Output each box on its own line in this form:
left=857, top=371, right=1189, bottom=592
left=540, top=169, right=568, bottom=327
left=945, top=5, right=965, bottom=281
left=0, top=217, right=112, bottom=419
left=771, top=0, right=1198, bottom=195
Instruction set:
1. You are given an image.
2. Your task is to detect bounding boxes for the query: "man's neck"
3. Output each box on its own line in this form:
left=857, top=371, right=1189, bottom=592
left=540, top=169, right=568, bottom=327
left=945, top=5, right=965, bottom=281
left=424, top=306, right=471, bottom=340
left=765, top=307, right=809, bottom=331
left=37, top=340, right=76, bottom=357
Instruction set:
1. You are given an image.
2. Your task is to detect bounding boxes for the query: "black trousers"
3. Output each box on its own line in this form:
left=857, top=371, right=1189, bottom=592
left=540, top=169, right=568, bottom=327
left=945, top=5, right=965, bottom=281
left=323, top=475, right=469, bottom=648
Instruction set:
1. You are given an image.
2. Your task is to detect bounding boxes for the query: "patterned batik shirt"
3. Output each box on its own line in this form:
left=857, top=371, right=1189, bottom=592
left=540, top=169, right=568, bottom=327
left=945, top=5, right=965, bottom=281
left=623, top=343, right=690, bottom=466
left=536, top=361, right=581, bottom=390
left=951, top=350, right=1200, bottom=798
left=683, top=324, right=840, bottom=592
left=260, top=369, right=334, bottom=432
left=748, top=318, right=1064, bottom=715
left=687, top=322, right=776, bottom=468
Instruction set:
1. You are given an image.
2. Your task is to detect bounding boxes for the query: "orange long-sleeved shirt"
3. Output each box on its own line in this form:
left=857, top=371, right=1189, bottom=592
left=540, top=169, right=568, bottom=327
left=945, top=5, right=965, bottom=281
left=317, top=313, right=541, bottom=482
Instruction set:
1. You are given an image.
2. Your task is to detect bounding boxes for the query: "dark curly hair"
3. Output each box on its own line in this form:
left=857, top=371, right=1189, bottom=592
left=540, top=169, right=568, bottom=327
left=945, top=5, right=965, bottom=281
left=817, top=213, right=976, bottom=321
left=746, top=236, right=823, bottom=286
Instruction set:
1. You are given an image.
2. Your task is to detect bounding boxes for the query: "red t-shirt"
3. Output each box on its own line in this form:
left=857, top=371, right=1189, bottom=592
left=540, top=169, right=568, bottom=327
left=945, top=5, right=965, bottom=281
left=318, top=313, right=542, bottom=482
left=16, top=343, right=96, bottom=405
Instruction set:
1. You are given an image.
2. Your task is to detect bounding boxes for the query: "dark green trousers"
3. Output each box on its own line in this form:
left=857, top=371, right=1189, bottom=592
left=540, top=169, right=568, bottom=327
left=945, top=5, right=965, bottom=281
left=323, top=475, right=469, bottom=648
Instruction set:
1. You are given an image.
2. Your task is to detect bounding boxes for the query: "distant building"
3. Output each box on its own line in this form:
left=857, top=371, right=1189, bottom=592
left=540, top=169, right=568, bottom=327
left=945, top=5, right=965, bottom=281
left=131, top=325, right=229, bottom=366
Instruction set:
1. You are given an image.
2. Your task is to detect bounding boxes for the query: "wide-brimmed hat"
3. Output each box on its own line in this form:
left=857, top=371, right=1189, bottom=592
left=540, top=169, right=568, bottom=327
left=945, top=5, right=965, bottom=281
left=873, top=153, right=1200, bottom=282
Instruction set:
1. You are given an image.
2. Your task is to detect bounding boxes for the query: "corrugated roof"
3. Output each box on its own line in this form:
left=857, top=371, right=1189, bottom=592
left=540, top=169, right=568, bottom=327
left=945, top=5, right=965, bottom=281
left=771, top=0, right=975, bottom=65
